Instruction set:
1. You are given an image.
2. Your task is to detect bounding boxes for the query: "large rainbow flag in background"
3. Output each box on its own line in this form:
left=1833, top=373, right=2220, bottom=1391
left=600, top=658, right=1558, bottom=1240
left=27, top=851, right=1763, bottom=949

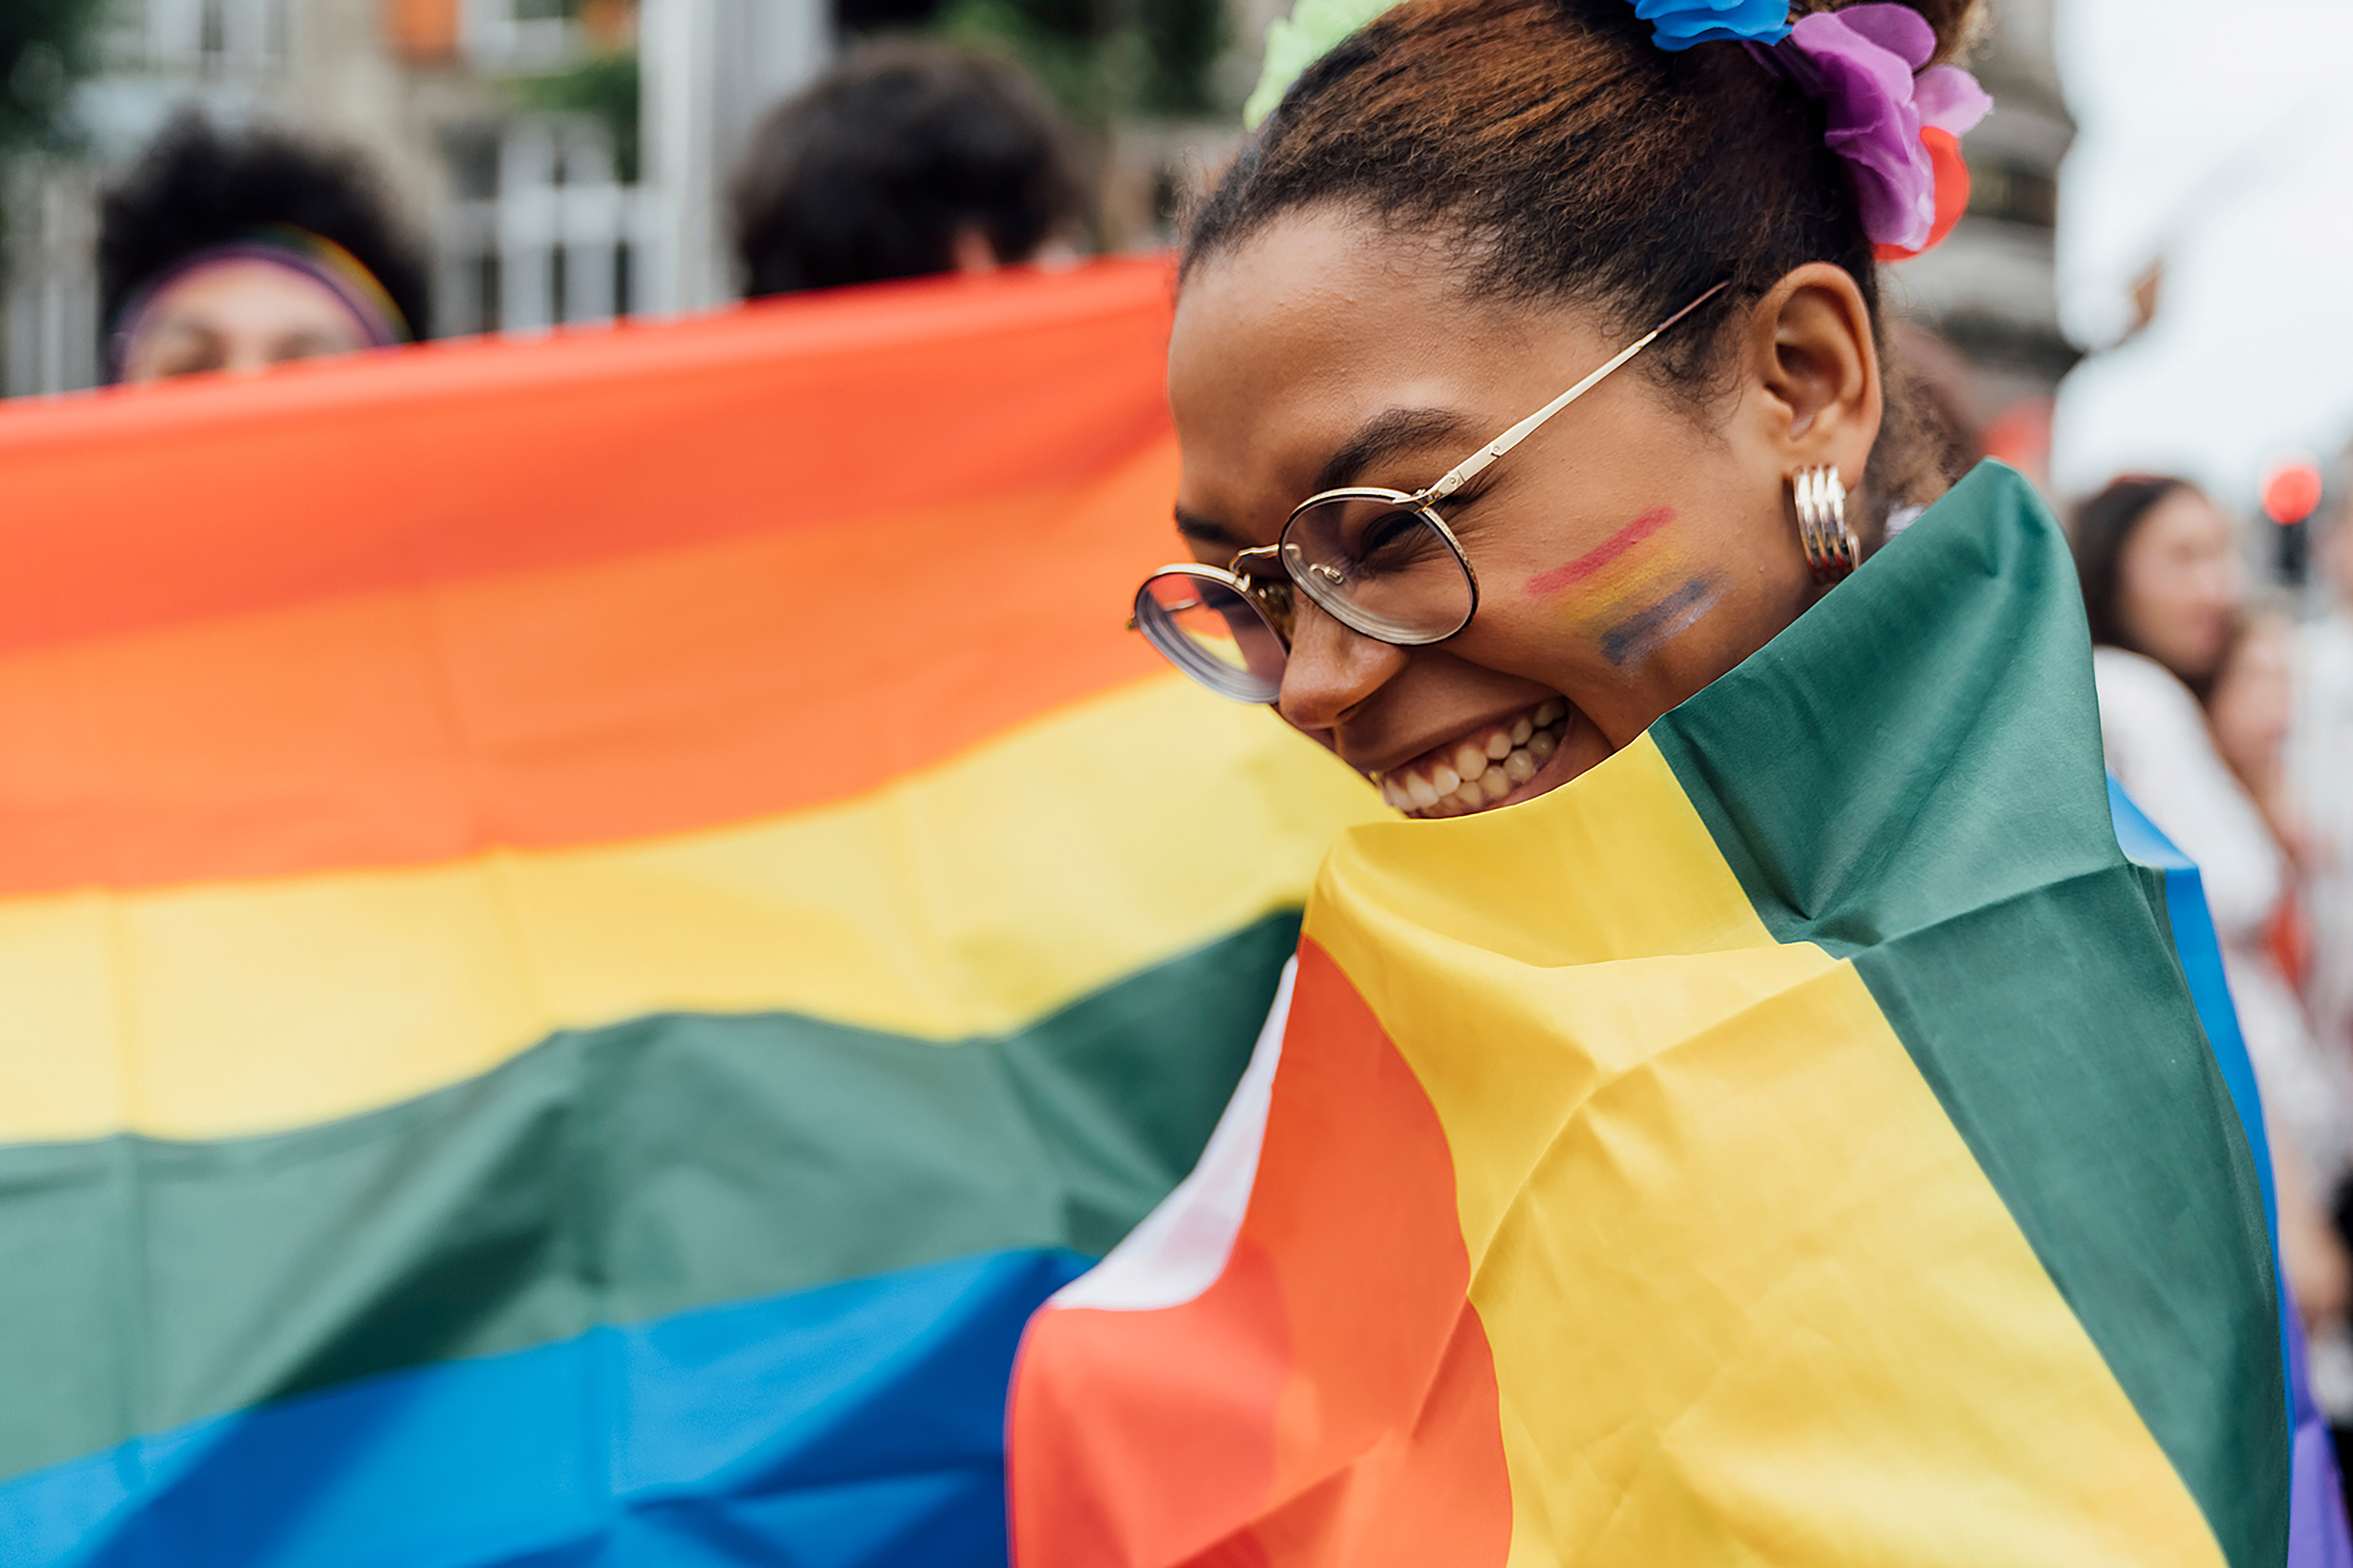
left=1011, top=463, right=2296, bottom=1567
left=0, top=258, right=1378, bottom=1564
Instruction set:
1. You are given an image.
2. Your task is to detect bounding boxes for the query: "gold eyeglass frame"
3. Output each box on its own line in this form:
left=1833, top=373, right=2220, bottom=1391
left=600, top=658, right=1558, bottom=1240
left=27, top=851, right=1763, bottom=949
left=1131, top=281, right=1729, bottom=692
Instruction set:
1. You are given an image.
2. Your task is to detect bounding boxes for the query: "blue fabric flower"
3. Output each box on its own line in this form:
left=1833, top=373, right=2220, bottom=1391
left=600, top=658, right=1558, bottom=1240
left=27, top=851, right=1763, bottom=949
left=1631, top=0, right=1792, bottom=51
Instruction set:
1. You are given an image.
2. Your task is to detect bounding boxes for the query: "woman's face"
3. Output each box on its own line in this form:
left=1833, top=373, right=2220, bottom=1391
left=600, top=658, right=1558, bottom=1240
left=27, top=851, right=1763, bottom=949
left=1166, top=207, right=1879, bottom=816
left=2115, top=490, right=2241, bottom=685
left=119, top=258, right=378, bottom=383
left=2209, top=616, right=2291, bottom=793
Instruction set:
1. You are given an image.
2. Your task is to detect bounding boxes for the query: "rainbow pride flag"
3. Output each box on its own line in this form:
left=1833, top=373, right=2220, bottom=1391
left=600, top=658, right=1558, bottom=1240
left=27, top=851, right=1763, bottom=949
left=1011, top=463, right=2291, bottom=1566
left=0, top=259, right=1378, bottom=1564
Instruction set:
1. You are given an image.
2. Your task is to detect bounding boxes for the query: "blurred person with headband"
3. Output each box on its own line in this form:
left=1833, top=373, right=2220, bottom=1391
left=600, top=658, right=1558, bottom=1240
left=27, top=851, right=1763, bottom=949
left=730, top=40, right=1084, bottom=298
left=101, top=114, right=429, bottom=384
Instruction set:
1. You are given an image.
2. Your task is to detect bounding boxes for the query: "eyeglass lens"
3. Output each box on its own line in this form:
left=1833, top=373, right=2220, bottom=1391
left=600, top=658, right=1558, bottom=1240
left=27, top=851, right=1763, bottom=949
left=1134, top=572, right=1288, bottom=703
left=1280, top=495, right=1475, bottom=645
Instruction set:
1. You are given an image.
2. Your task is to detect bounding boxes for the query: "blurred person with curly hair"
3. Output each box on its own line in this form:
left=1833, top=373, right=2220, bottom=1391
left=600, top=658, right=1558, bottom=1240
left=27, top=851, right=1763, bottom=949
left=731, top=41, right=1084, bottom=298
left=100, top=113, right=429, bottom=383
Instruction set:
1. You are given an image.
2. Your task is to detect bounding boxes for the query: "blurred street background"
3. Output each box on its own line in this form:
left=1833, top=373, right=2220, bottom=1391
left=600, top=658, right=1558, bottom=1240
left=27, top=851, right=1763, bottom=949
left=0, top=0, right=2069, bottom=431
left=15, top=0, right=2348, bottom=534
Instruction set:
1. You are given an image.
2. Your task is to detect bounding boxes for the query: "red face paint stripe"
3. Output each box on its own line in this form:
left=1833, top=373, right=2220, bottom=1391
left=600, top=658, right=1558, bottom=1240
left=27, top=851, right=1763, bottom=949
left=1526, top=506, right=1676, bottom=597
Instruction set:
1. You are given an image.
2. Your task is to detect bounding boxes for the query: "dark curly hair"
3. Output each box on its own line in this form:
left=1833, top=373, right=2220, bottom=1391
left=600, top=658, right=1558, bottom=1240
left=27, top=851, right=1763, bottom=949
left=731, top=41, right=1084, bottom=298
left=99, top=113, right=431, bottom=362
left=1185, top=0, right=1989, bottom=528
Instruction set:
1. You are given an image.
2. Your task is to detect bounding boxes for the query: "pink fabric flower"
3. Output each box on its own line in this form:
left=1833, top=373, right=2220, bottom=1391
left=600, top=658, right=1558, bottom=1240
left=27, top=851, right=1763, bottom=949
left=1782, top=4, right=1992, bottom=253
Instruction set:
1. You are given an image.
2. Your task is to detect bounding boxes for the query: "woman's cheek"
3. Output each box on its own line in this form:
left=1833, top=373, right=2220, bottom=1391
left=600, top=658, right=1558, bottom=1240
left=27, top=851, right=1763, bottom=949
left=1511, top=503, right=1732, bottom=673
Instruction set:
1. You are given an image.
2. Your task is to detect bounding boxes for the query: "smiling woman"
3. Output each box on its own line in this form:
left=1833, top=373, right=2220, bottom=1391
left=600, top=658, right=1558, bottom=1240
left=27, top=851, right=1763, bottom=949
left=1014, top=1, right=2318, bottom=1563
left=1140, top=0, right=1986, bottom=815
left=1129, top=0, right=1995, bottom=819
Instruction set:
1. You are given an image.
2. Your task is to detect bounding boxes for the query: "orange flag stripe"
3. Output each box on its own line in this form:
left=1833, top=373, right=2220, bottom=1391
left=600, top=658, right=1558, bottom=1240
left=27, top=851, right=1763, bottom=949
left=0, top=446, right=1173, bottom=896
left=0, top=263, right=1185, bottom=895
left=0, top=259, right=1176, bottom=655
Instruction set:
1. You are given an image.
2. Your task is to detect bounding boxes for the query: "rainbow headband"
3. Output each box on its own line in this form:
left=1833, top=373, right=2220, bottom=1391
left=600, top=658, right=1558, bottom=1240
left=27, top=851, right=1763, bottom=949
left=1246, top=1, right=1991, bottom=260
left=108, top=224, right=412, bottom=378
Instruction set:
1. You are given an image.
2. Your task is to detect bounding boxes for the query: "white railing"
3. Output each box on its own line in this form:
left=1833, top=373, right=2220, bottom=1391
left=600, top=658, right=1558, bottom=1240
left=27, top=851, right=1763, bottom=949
left=456, top=0, right=579, bottom=73
left=102, top=0, right=285, bottom=78
left=2, top=162, right=101, bottom=396
left=435, top=118, right=659, bottom=336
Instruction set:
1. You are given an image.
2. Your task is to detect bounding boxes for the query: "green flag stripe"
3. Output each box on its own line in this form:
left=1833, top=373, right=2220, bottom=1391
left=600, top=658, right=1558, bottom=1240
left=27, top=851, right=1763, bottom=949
left=1649, top=464, right=2285, bottom=1568
left=0, top=911, right=1298, bottom=1484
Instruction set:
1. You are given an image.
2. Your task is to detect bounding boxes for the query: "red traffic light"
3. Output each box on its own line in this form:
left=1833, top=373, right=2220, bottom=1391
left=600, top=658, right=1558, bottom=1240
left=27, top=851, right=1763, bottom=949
left=2262, top=452, right=2324, bottom=526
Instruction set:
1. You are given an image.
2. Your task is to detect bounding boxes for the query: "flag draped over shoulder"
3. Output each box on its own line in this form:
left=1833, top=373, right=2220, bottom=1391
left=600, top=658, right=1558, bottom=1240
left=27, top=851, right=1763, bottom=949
left=0, top=259, right=1379, bottom=1566
left=1011, top=462, right=2289, bottom=1567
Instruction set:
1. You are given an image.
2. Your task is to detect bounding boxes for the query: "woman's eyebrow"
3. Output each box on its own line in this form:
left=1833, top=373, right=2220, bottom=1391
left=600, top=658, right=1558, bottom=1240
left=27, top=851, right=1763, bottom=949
left=1174, top=407, right=1480, bottom=547
left=1174, top=505, right=1244, bottom=547
left=1308, top=406, right=1479, bottom=496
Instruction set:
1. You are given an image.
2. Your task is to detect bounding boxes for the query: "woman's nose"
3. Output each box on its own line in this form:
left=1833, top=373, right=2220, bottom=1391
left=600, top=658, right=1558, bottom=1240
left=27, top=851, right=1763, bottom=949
left=1277, top=600, right=1408, bottom=732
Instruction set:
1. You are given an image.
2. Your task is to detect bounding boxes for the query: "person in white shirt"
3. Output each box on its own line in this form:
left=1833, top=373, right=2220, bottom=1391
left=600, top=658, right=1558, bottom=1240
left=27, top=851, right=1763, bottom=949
left=2075, top=475, right=2353, bottom=1333
left=2292, top=496, right=2353, bottom=1092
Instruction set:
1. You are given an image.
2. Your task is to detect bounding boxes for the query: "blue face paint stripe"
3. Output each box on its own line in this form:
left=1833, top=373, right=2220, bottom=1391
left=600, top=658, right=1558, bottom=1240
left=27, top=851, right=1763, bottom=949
left=1599, top=574, right=1724, bottom=667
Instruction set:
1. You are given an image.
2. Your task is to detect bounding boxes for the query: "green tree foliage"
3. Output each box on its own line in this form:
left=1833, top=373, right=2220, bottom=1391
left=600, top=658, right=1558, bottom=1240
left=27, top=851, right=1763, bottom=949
left=509, top=52, right=642, bottom=182
left=1135, top=0, right=1222, bottom=115
left=935, top=0, right=1225, bottom=125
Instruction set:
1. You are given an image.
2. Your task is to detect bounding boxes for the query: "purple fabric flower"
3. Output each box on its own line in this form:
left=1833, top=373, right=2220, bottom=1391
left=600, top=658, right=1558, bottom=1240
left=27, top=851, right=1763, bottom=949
left=1783, top=4, right=1992, bottom=251
left=1632, top=0, right=1790, bottom=51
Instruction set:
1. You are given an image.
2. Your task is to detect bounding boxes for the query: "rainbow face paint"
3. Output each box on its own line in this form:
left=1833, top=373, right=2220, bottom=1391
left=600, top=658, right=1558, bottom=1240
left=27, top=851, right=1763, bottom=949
left=1601, top=573, right=1728, bottom=667
left=1526, top=506, right=1677, bottom=597
left=1527, top=506, right=1725, bottom=669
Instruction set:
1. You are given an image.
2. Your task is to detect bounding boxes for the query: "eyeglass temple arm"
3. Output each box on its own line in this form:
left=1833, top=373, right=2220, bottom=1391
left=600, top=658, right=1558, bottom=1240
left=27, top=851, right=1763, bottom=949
left=1424, top=281, right=1731, bottom=503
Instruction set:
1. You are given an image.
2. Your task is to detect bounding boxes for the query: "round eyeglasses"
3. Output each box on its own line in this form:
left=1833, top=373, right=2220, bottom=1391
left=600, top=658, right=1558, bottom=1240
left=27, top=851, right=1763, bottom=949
left=1132, top=281, right=1728, bottom=704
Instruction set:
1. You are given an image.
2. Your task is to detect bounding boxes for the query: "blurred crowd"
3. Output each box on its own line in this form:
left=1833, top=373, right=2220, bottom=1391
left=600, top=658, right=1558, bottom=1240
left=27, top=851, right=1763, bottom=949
left=92, top=36, right=1081, bottom=385
left=2070, top=465, right=2353, bottom=1411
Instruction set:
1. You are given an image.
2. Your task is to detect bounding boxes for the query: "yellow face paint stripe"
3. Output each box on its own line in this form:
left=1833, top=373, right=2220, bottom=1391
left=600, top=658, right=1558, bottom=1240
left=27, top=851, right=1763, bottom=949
left=1306, top=735, right=2225, bottom=1567
left=0, top=676, right=1381, bottom=1144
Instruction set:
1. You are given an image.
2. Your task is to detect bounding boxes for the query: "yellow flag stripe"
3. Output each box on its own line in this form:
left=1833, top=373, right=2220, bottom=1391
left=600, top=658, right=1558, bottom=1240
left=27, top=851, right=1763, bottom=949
left=1305, top=735, right=2224, bottom=1567
left=0, top=676, right=1379, bottom=1144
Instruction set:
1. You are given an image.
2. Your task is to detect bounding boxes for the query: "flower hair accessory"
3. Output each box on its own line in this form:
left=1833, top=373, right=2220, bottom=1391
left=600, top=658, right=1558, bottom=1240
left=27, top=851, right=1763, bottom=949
left=1632, top=1, right=1989, bottom=256
left=1749, top=5, right=1993, bottom=258
left=1631, top=0, right=1791, bottom=51
left=1243, top=0, right=1989, bottom=258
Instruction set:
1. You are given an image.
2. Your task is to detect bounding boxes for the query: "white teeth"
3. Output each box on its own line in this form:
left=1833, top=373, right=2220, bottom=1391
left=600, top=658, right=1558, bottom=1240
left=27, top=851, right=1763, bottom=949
left=1392, top=700, right=1575, bottom=820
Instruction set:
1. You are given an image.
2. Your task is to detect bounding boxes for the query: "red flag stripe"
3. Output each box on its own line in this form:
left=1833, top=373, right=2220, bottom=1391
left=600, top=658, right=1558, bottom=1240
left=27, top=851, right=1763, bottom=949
left=1009, top=940, right=1512, bottom=1567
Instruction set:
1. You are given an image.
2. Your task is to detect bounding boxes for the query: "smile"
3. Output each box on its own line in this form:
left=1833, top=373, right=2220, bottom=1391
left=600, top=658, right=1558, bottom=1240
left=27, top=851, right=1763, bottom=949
left=1374, top=698, right=1568, bottom=819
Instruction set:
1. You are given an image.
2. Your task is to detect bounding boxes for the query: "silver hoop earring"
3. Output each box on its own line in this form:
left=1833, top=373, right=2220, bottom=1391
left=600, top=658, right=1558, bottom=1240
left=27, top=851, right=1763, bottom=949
left=1792, top=466, right=1860, bottom=582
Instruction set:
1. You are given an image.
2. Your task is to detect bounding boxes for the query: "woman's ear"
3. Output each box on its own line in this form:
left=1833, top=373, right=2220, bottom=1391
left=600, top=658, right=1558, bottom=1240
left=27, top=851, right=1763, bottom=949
left=1740, top=262, right=1882, bottom=486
